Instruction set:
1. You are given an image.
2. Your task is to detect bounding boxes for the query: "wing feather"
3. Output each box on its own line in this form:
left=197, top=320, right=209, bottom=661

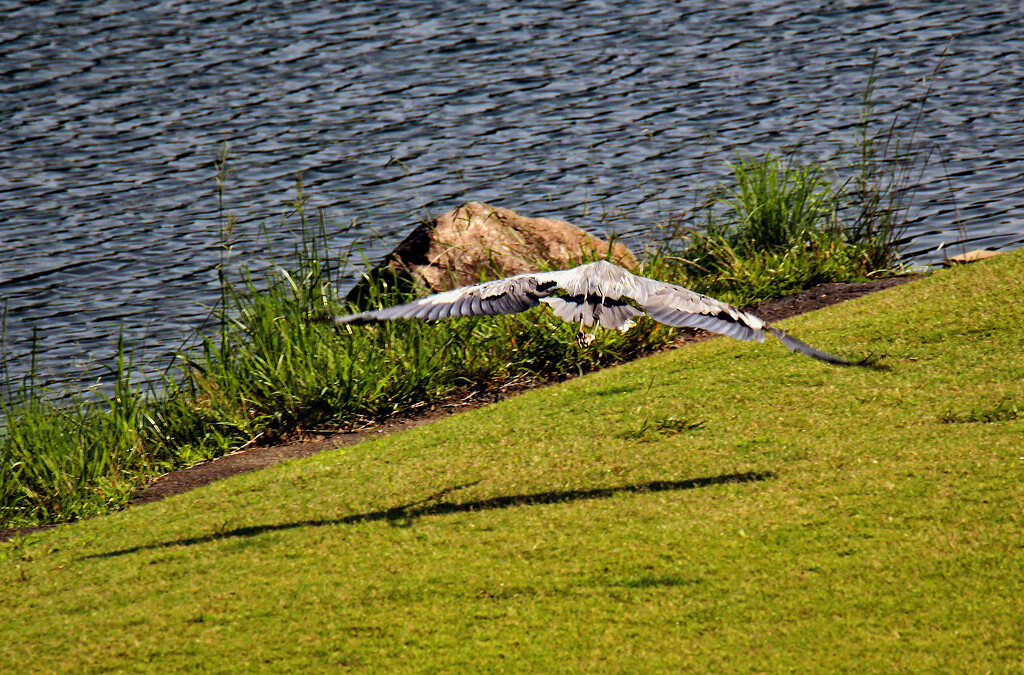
left=334, top=272, right=559, bottom=325
left=449, top=295, right=471, bottom=317
left=539, top=295, right=642, bottom=331
left=766, top=326, right=859, bottom=365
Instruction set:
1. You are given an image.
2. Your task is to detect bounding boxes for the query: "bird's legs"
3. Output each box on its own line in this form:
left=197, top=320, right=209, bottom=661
left=576, top=319, right=596, bottom=347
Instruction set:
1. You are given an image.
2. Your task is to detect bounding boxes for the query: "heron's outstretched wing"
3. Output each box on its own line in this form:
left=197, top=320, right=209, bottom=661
left=618, top=272, right=861, bottom=366
left=334, top=272, right=561, bottom=324
left=622, top=276, right=767, bottom=342
left=335, top=260, right=864, bottom=367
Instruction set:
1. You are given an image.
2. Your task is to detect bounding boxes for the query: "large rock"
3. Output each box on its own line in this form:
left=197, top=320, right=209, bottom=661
left=347, top=201, right=635, bottom=304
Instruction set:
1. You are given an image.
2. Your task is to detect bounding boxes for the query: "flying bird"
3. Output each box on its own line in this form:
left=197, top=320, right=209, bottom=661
left=335, top=260, right=862, bottom=366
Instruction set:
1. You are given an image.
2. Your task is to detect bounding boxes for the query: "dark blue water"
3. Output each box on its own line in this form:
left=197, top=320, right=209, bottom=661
left=2, top=0, right=1023, bottom=388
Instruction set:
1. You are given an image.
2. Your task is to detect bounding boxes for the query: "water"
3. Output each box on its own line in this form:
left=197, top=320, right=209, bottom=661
left=2, top=0, right=1022, bottom=389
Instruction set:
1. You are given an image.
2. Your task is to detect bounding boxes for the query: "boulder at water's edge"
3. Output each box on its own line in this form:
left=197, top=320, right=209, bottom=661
left=347, top=202, right=635, bottom=305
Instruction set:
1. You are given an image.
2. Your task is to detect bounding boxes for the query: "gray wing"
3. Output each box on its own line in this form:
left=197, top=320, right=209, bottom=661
left=623, top=276, right=767, bottom=343
left=334, top=272, right=561, bottom=324
left=623, top=275, right=860, bottom=365
left=766, top=326, right=864, bottom=366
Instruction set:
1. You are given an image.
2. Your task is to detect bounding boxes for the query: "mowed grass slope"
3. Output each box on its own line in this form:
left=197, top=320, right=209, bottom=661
left=3, top=251, right=1023, bottom=672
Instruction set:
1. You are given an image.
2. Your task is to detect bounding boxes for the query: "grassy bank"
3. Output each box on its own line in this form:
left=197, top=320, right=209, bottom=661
left=0, top=240, right=681, bottom=530
left=2, top=248, right=1021, bottom=670
left=1, top=69, right=933, bottom=530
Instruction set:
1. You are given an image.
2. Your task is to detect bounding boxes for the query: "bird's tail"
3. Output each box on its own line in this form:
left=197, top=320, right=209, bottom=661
left=766, top=325, right=872, bottom=367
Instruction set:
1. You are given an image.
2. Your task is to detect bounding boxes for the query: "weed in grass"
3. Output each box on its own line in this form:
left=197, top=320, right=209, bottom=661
left=622, top=416, right=707, bottom=442
left=939, top=400, right=1021, bottom=424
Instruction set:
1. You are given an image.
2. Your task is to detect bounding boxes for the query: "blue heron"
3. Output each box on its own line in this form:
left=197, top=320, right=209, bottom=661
left=335, top=260, right=861, bottom=366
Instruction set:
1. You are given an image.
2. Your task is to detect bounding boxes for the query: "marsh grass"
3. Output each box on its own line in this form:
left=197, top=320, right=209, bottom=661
left=0, top=337, right=163, bottom=526
left=846, top=50, right=941, bottom=269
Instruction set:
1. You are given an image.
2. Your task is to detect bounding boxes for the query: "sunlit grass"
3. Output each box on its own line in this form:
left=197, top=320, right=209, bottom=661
left=1, top=250, right=1021, bottom=670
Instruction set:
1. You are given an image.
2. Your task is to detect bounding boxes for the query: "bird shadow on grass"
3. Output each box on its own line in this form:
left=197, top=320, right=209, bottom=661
left=87, top=471, right=774, bottom=559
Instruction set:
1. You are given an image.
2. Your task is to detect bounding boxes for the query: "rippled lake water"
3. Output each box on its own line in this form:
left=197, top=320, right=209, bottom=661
left=1, top=0, right=1022, bottom=388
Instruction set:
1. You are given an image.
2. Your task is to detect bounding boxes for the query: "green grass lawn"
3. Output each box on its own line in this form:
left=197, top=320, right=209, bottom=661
left=3, top=251, right=1022, bottom=672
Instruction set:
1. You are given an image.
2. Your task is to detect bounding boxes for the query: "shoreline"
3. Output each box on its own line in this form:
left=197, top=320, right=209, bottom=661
left=0, top=275, right=914, bottom=543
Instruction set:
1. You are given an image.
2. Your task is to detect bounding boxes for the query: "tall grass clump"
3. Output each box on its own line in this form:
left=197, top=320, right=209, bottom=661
left=652, top=57, right=930, bottom=307
left=657, top=152, right=862, bottom=306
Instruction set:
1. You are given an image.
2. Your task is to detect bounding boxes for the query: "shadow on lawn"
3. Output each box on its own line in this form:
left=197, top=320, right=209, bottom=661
left=89, top=471, right=774, bottom=559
